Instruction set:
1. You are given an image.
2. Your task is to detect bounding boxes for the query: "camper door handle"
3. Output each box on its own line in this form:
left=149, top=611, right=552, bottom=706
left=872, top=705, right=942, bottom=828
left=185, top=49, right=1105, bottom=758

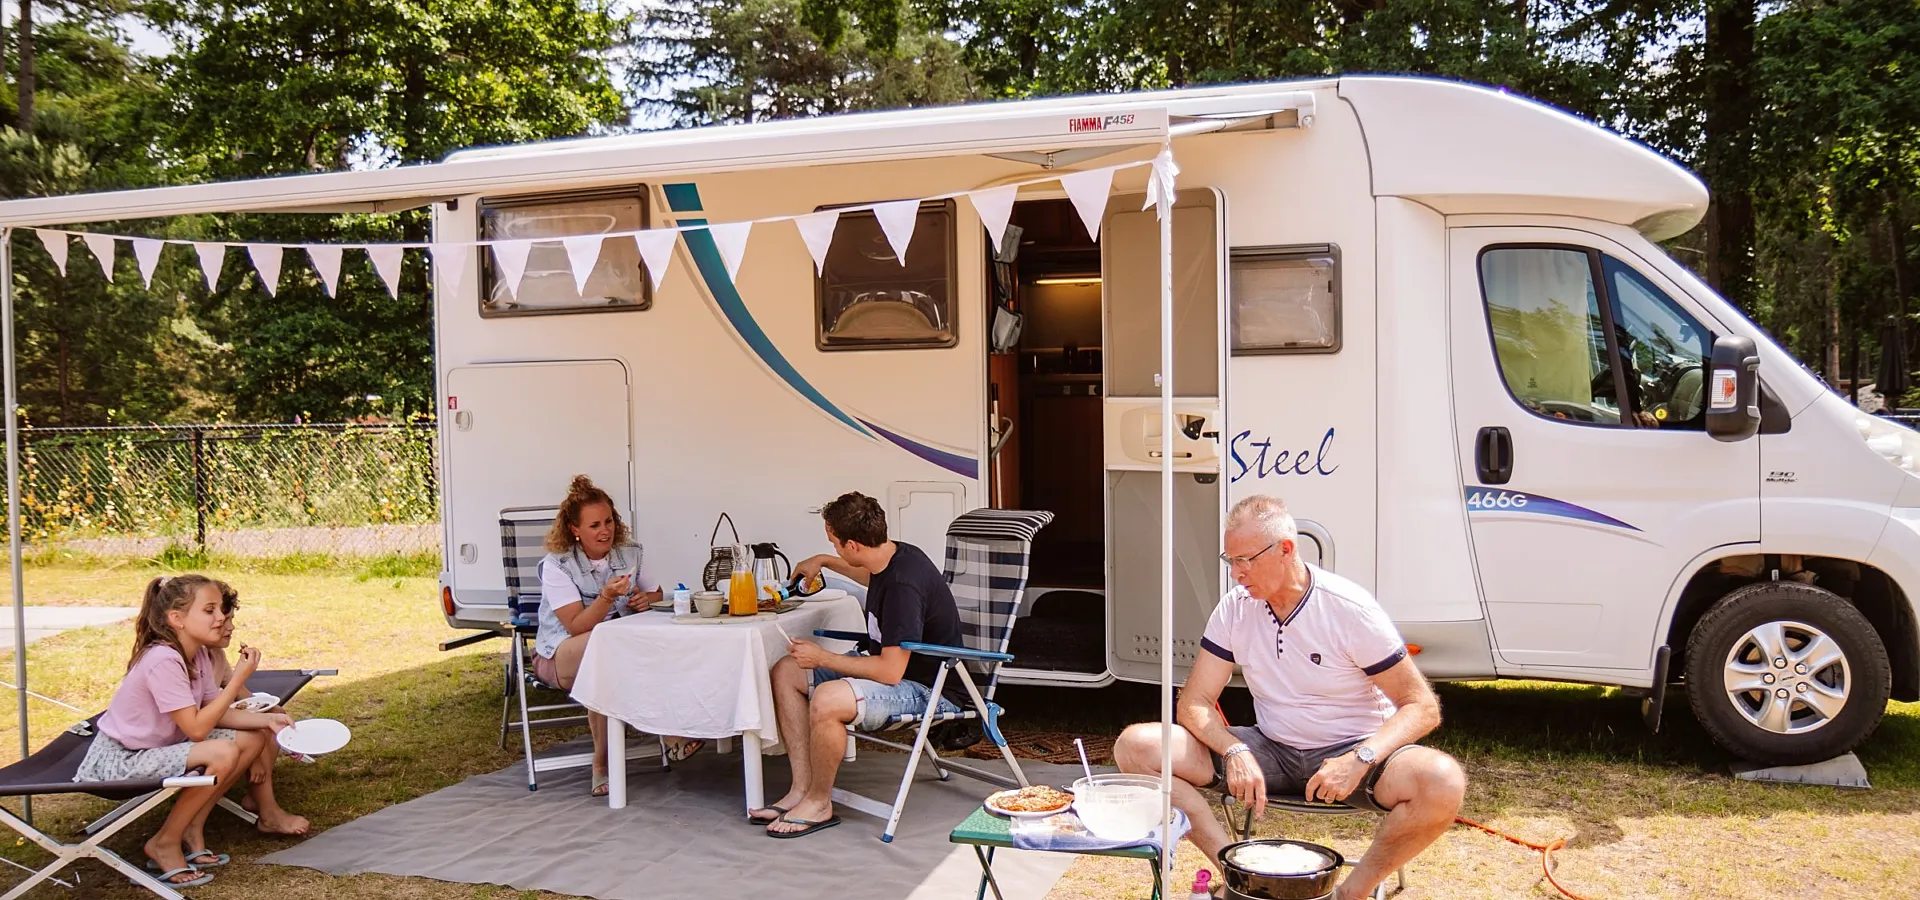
left=1476, top=426, right=1513, bottom=485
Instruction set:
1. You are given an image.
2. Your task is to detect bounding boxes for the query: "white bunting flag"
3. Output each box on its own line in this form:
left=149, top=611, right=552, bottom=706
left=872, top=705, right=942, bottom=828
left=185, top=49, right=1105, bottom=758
left=490, top=241, right=533, bottom=298
left=83, top=233, right=117, bottom=282
left=132, top=239, right=165, bottom=288
left=246, top=244, right=284, bottom=296
left=194, top=243, right=227, bottom=291
left=563, top=235, right=604, bottom=295
left=633, top=229, right=677, bottom=292
left=307, top=245, right=344, bottom=298
left=36, top=230, right=68, bottom=276
left=368, top=245, right=405, bottom=299
left=969, top=185, right=1018, bottom=259
left=1142, top=146, right=1180, bottom=220
left=794, top=210, right=840, bottom=276
left=431, top=244, right=472, bottom=300
left=872, top=199, right=920, bottom=266
left=708, top=222, right=752, bottom=283
left=1060, top=167, right=1117, bottom=242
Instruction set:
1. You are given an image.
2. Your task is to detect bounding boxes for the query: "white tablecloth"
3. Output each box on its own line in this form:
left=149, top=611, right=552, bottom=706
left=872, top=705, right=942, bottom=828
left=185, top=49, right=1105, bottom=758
left=569, top=593, right=864, bottom=744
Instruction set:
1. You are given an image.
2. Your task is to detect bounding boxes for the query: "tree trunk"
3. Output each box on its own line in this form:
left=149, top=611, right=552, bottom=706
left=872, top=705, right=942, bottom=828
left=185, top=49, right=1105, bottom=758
left=1828, top=287, right=1842, bottom=385
left=16, top=0, right=35, bottom=129
left=1701, top=0, right=1757, bottom=313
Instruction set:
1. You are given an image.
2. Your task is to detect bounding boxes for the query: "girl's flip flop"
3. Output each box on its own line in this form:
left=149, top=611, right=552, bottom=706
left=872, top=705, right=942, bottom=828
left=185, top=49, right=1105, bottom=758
left=184, top=849, right=230, bottom=868
left=142, top=865, right=213, bottom=888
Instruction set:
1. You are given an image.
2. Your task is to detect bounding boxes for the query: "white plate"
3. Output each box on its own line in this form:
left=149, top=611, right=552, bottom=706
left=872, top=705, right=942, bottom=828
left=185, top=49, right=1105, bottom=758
left=276, top=718, right=351, bottom=756
left=231, top=692, right=280, bottom=712
left=983, top=788, right=1075, bottom=819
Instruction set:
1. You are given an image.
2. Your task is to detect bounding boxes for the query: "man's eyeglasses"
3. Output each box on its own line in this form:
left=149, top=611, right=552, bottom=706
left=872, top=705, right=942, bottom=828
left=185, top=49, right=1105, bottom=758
left=1220, top=539, right=1283, bottom=568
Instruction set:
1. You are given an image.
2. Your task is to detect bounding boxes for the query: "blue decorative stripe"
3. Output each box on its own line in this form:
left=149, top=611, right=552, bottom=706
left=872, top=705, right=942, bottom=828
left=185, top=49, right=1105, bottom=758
left=1362, top=646, right=1407, bottom=676
left=857, top=418, right=978, bottom=479
left=661, top=183, right=875, bottom=440
left=1463, top=487, right=1640, bottom=532
left=1200, top=636, right=1234, bottom=663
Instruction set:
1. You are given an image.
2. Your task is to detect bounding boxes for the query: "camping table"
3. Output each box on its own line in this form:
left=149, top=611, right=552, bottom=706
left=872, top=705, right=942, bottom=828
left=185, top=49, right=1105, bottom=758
left=949, top=806, right=1164, bottom=900
left=569, top=591, right=863, bottom=812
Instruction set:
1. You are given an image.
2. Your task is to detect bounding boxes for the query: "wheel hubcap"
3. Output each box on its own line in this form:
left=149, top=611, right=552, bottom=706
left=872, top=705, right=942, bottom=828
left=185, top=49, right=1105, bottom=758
left=1723, top=620, right=1851, bottom=735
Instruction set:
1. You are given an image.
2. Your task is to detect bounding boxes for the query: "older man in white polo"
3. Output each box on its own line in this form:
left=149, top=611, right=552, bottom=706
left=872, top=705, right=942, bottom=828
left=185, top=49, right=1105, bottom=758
left=1114, top=494, right=1466, bottom=900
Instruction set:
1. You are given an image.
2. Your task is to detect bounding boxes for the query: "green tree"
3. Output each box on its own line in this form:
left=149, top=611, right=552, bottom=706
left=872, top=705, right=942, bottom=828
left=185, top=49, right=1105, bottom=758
left=632, top=0, right=975, bottom=127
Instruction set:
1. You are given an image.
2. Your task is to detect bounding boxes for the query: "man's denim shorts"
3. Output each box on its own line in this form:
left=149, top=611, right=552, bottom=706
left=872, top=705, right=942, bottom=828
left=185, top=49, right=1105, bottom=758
left=810, top=654, right=960, bottom=732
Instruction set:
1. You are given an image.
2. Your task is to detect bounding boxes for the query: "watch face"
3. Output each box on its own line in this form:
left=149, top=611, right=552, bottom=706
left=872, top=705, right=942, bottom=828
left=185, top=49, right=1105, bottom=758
left=1355, top=747, right=1376, bottom=763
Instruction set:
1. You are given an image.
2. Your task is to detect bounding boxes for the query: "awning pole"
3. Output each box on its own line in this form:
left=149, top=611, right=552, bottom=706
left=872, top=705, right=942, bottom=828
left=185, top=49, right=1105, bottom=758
left=1156, top=159, right=1176, bottom=889
left=2, top=229, right=28, bottom=821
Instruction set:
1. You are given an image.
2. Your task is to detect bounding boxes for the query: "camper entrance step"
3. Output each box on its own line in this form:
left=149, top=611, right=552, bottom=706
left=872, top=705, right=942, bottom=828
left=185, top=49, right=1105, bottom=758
left=1731, top=752, right=1870, bottom=789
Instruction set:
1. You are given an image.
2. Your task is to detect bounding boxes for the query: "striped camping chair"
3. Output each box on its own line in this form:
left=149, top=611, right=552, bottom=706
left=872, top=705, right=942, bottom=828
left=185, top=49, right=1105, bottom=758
left=818, top=507, right=1054, bottom=842
left=497, top=505, right=667, bottom=791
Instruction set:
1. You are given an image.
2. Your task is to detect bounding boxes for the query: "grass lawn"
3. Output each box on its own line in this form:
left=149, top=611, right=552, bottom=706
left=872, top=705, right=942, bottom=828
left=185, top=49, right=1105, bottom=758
left=2, top=556, right=1917, bottom=899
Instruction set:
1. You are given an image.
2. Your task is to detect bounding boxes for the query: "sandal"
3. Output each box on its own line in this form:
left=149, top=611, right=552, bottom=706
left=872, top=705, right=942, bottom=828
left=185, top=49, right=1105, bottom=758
left=747, top=804, right=788, bottom=825
left=766, top=814, right=841, bottom=839
left=591, top=771, right=609, bottom=798
left=666, top=739, right=705, bottom=762
left=184, top=849, right=230, bottom=868
left=143, top=865, right=213, bottom=888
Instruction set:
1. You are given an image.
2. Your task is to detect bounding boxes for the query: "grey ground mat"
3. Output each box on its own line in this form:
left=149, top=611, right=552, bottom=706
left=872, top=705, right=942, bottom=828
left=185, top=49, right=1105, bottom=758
left=261, top=746, right=1098, bottom=900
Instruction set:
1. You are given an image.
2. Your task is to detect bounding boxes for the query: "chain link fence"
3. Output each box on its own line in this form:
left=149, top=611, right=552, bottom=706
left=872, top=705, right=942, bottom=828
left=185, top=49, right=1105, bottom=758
left=11, top=422, right=440, bottom=560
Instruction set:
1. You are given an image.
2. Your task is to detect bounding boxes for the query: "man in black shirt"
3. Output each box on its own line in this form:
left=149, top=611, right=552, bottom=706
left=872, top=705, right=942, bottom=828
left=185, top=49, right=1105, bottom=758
left=755, top=491, right=965, bottom=838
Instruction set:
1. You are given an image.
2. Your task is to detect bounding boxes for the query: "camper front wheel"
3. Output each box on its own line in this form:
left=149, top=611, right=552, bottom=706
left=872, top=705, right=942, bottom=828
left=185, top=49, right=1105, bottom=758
left=1684, top=582, right=1891, bottom=766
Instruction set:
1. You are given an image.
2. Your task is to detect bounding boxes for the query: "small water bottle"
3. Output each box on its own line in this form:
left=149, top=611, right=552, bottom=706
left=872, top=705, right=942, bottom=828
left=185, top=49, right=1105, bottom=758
left=672, top=583, right=691, bottom=616
left=1189, top=869, right=1213, bottom=900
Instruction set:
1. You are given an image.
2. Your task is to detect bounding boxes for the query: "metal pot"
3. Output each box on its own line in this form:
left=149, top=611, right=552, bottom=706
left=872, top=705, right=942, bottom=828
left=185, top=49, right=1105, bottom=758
left=1218, top=839, right=1344, bottom=900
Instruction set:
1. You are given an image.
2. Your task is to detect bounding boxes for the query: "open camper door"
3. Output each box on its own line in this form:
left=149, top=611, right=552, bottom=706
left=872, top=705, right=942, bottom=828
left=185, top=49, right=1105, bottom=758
left=1102, top=188, right=1228, bottom=684
left=442, top=359, right=634, bottom=621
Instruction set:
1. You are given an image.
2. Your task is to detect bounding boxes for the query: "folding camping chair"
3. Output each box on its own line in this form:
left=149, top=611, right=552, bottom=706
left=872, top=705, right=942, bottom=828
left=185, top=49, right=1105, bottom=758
left=0, top=717, right=217, bottom=900
left=81, top=668, right=335, bottom=837
left=0, top=667, right=329, bottom=900
left=497, top=506, right=668, bottom=791
left=818, top=507, right=1053, bottom=843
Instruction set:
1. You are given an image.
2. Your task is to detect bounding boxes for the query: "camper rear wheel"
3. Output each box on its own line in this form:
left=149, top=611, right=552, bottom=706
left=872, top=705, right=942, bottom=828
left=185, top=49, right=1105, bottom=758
left=1684, top=582, right=1891, bottom=767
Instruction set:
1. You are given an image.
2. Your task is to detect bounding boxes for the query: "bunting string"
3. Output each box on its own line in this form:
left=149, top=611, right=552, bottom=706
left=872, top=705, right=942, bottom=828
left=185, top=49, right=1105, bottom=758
left=20, top=155, right=1174, bottom=298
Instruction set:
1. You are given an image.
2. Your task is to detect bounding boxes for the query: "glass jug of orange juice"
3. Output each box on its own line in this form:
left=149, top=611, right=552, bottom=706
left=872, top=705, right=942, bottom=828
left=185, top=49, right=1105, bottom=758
left=727, top=547, right=757, bottom=616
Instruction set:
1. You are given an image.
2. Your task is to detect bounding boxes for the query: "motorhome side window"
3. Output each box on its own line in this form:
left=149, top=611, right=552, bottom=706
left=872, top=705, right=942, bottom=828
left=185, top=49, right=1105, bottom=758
left=477, top=188, right=651, bottom=317
left=815, top=199, right=957, bottom=350
left=1229, top=246, right=1339, bottom=354
left=1478, top=246, right=1711, bottom=429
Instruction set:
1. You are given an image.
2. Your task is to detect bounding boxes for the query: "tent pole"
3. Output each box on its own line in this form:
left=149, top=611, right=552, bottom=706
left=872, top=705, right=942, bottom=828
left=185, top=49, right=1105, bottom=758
left=2, top=229, right=27, bottom=821
left=1157, top=165, right=1176, bottom=888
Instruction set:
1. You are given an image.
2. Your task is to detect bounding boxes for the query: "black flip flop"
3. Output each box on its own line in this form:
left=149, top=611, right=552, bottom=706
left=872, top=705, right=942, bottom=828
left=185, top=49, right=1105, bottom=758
left=747, top=804, right=788, bottom=825
left=766, top=814, right=841, bottom=838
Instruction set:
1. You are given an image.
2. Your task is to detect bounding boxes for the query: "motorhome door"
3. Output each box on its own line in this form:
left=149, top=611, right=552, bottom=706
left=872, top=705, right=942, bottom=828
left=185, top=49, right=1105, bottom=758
left=443, top=359, right=634, bottom=617
left=1103, top=188, right=1228, bottom=684
left=1447, top=227, right=1759, bottom=672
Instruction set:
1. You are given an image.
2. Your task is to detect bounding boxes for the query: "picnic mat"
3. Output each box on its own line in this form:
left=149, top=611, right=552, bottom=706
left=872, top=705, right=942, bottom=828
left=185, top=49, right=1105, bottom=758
left=261, top=744, right=1100, bottom=900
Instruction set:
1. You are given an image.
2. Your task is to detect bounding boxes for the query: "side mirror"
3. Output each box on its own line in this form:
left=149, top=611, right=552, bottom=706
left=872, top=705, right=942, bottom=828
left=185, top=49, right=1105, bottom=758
left=1706, top=335, right=1761, bottom=441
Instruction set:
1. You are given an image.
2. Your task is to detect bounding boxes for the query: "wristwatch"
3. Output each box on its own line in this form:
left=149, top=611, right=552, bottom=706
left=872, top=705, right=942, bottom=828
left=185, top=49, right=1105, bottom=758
left=1353, top=745, right=1378, bottom=766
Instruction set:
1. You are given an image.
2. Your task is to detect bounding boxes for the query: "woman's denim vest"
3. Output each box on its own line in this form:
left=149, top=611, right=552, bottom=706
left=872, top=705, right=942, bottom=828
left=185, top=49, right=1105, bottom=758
left=533, top=542, right=643, bottom=659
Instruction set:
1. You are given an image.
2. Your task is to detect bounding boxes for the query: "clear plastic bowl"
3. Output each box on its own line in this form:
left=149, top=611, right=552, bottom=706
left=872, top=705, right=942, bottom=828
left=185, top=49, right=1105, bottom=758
left=1070, top=774, right=1164, bottom=842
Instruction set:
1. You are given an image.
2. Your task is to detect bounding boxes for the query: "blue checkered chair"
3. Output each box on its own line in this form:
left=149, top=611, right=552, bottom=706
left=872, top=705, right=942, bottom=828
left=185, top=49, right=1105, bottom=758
left=817, top=507, right=1053, bottom=842
left=498, top=506, right=667, bottom=791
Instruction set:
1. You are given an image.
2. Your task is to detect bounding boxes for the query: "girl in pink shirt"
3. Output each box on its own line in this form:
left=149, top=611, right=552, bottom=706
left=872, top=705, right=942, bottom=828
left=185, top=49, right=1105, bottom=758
left=74, top=575, right=295, bottom=889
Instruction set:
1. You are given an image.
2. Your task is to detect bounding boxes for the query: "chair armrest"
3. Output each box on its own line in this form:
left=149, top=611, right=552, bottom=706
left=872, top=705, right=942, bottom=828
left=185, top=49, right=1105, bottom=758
left=900, top=642, right=1013, bottom=663
left=301, top=668, right=340, bottom=676
left=162, top=775, right=218, bottom=789
left=814, top=630, right=867, bottom=643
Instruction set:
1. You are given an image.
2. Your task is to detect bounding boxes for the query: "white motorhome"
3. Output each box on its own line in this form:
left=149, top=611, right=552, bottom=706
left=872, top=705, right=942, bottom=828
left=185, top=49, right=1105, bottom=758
left=0, top=74, right=1901, bottom=768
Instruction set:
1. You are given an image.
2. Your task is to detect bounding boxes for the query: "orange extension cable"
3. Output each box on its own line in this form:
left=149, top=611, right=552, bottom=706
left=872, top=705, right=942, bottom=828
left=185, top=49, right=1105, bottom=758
left=1452, top=816, right=1592, bottom=900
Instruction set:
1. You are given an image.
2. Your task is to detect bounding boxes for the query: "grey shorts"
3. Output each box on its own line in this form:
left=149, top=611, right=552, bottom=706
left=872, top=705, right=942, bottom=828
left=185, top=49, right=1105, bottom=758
left=1206, top=726, right=1417, bottom=813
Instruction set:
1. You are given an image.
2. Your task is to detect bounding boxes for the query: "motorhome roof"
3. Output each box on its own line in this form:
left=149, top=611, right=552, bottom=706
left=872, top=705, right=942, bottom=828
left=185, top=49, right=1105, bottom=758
left=0, top=75, right=1706, bottom=238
